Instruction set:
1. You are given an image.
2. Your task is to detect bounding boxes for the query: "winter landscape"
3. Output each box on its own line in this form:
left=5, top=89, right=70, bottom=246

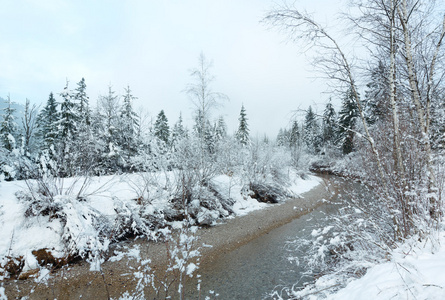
left=1, top=0, right=445, bottom=299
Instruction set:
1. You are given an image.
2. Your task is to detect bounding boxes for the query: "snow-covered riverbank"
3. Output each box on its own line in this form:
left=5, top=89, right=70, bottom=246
left=327, top=231, right=445, bottom=300
left=0, top=171, right=321, bottom=282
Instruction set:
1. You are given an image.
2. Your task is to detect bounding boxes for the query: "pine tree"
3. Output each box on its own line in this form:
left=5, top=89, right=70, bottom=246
left=276, top=128, right=288, bottom=147
left=0, top=95, right=17, bottom=152
left=73, top=78, right=100, bottom=173
left=215, top=116, right=227, bottom=141
left=54, top=82, right=80, bottom=176
left=364, top=60, right=390, bottom=124
left=289, top=120, right=300, bottom=148
left=154, top=110, right=170, bottom=144
left=338, top=86, right=359, bottom=154
left=235, top=104, right=249, bottom=145
left=58, top=82, right=78, bottom=142
left=303, top=106, right=320, bottom=152
left=322, top=100, right=337, bottom=146
left=74, top=77, right=90, bottom=124
left=171, top=112, right=187, bottom=147
left=95, top=86, right=122, bottom=173
left=119, top=86, right=139, bottom=161
left=36, top=92, right=59, bottom=150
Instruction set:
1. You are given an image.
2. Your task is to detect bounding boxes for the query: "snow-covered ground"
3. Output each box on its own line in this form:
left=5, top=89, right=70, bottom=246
left=0, top=171, right=321, bottom=279
left=327, top=230, right=445, bottom=300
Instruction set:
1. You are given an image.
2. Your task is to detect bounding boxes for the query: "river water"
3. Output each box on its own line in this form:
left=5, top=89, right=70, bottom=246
left=185, top=184, right=345, bottom=299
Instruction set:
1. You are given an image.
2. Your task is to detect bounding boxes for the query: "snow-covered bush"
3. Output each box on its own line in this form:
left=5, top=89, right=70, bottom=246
left=242, top=141, right=292, bottom=187
left=271, top=179, right=394, bottom=299
left=120, top=218, right=210, bottom=300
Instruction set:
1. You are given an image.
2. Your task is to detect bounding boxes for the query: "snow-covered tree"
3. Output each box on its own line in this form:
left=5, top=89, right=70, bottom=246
left=0, top=95, right=18, bottom=152
left=289, top=120, right=300, bottom=148
left=57, top=82, right=78, bottom=143
left=185, top=52, right=228, bottom=142
left=95, top=86, right=122, bottom=173
left=36, top=92, right=59, bottom=151
left=119, top=86, right=139, bottom=163
left=364, top=60, right=390, bottom=125
left=235, top=104, right=249, bottom=145
left=74, top=77, right=90, bottom=125
left=171, top=113, right=187, bottom=148
left=215, top=116, right=227, bottom=141
left=154, top=110, right=170, bottom=145
left=276, top=128, right=288, bottom=147
left=322, top=100, right=337, bottom=146
left=20, top=98, right=38, bottom=155
left=338, top=86, right=358, bottom=154
left=303, top=106, right=320, bottom=152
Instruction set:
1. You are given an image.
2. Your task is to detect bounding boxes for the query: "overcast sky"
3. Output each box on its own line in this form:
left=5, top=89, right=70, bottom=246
left=1, top=0, right=345, bottom=137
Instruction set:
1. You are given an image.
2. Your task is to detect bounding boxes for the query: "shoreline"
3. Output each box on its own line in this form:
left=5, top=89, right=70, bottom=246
left=4, top=176, right=334, bottom=299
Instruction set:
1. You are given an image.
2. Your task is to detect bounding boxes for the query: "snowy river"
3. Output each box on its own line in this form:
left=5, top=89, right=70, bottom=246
left=184, top=178, right=349, bottom=299
left=185, top=202, right=340, bottom=299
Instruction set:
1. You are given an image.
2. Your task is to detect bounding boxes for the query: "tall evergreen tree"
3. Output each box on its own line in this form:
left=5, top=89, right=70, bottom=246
left=74, top=77, right=90, bottom=124
left=338, top=86, right=359, bottom=154
left=58, top=82, right=78, bottom=142
left=235, top=104, right=249, bottom=145
left=276, top=128, right=289, bottom=147
left=54, top=82, right=80, bottom=175
left=215, top=116, right=227, bottom=141
left=303, top=106, right=320, bottom=152
left=364, top=60, right=390, bottom=124
left=289, top=120, right=300, bottom=148
left=119, top=86, right=139, bottom=160
left=322, top=100, right=338, bottom=146
left=154, top=110, right=170, bottom=144
left=0, top=95, right=17, bottom=152
left=171, top=112, right=187, bottom=147
left=36, top=92, right=59, bottom=150
left=95, top=86, right=122, bottom=173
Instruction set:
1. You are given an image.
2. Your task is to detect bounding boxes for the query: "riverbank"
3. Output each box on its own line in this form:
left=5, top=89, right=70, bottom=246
left=3, top=176, right=334, bottom=299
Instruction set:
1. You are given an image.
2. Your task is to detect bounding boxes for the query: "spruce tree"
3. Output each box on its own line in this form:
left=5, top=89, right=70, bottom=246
left=154, top=110, right=170, bottom=144
left=215, top=116, right=227, bottom=141
left=364, top=60, right=390, bottom=124
left=322, top=100, right=337, bottom=146
left=37, top=92, right=59, bottom=150
left=0, top=95, right=17, bottom=152
left=338, top=86, right=359, bottom=154
left=303, top=106, right=320, bottom=152
left=54, top=82, right=80, bottom=176
left=171, top=112, right=187, bottom=147
left=74, top=77, right=90, bottom=124
left=58, top=82, right=78, bottom=142
left=276, top=128, right=286, bottom=147
left=235, top=104, right=249, bottom=145
left=119, top=86, right=139, bottom=160
left=95, top=86, right=122, bottom=173
left=289, top=120, right=300, bottom=148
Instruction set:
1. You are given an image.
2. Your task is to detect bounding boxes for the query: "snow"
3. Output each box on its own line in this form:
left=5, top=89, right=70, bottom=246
left=0, top=170, right=321, bottom=279
left=0, top=287, right=6, bottom=300
left=329, top=231, right=445, bottom=300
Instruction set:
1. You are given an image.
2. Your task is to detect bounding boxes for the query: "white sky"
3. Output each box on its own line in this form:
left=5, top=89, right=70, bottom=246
left=0, top=0, right=345, bottom=137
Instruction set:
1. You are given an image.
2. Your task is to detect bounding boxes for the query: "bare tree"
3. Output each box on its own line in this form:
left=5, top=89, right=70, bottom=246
left=184, top=52, right=228, bottom=141
left=21, top=98, right=38, bottom=154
